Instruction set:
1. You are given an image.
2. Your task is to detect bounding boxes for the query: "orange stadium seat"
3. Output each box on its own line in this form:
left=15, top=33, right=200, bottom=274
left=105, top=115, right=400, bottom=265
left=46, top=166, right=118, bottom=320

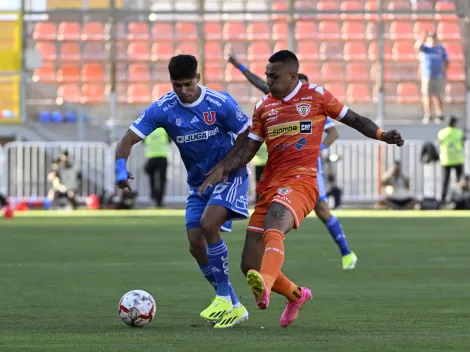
left=82, top=22, right=106, bottom=41
left=32, top=63, right=56, bottom=82
left=204, top=22, right=222, bottom=41
left=396, top=83, right=420, bottom=103
left=204, top=62, right=225, bottom=82
left=127, top=84, right=151, bottom=104
left=273, top=41, right=289, bottom=52
left=370, top=63, right=394, bottom=81
left=445, top=83, right=465, bottom=103
left=204, top=42, right=223, bottom=61
left=128, top=22, right=150, bottom=41
left=206, top=83, right=223, bottom=92
left=368, top=41, right=393, bottom=61
left=446, top=63, right=465, bottom=81
left=343, top=42, right=368, bottom=61
left=273, top=22, right=288, bottom=41
left=57, top=64, right=80, bottom=83
left=387, top=1, right=411, bottom=20
left=35, top=42, right=57, bottom=61
left=413, top=21, right=437, bottom=39
left=317, top=1, right=340, bottom=21
left=388, top=21, right=414, bottom=40
left=437, top=22, right=461, bottom=41
left=296, top=41, right=319, bottom=60
left=82, top=84, right=105, bottom=104
left=249, top=62, right=267, bottom=77
left=82, top=63, right=105, bottom=83
left=151, top=43, right=173, bottom=61
left=435, top=1, right=458, bottom=21
left=57, top=22, right=80, bottom=41
left=321, top=62, right=345, bottom=82
left=116, top=63, right=127, bottom=82
left=128, top=43, right=150, bottom=61
left=226, top=83, right=249, bottom=103
left=392, top=41, right=416, bottom=61
left=247, top=22, right=271, bottom=41
left=175, top=22, right=198, bottom=40
left=176, top=41, right=198, bottom=56
left=272, top=0, right=289, bottom=20
left=152, top=62, right=168, bottom=81
left=57, top=84, right=81, bottom=103
left=341, top=21, right=366, bottom=40
left=340, top=1, right=363, bottom=21
left=318, top=21, right=341, bottom=41
left=224, top=42, right=248, bottom=60
left=298, top=63, right=321, bottom=82
left=295, top=21, right=318, bottom=40
left=347, top=84, right=371, bottom=103
left=324, top=83, right=346, bottom=101
left=412, top=1, right=434, bottom=21
left=346, top=63, right=370, bottom=82
left=33, top=22, right=57, bottom=40
left=248, top=42, right=271, bottom=61
left=364, top=0, right=378, bottom=21
left=60, top=43, right=81, bottom=61
left=319, top=42, right=343, bottom=60
left=223, top=22, right=246, bottom=41
left=83, top=42, right=106, bottom=61
left=116, top=42, right=128, bottom=60
left=225, top=65, right=246, bottom=82
left=446, top=43, right=464, bottom=61
left=152, top=22, right=174, bottom=41
left=152, top=83, right=174, bottom=100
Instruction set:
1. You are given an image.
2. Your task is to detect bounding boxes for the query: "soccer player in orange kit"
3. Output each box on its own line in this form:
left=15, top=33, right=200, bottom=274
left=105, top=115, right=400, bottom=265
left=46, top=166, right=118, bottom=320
left=199, top=50, right=404, bottom=327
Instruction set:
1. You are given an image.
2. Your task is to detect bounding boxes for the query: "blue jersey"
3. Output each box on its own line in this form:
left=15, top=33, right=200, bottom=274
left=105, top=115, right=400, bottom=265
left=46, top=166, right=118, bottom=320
left=130, top=86, right=250, bottom=187
left=419, top=43, right=448, bottom=79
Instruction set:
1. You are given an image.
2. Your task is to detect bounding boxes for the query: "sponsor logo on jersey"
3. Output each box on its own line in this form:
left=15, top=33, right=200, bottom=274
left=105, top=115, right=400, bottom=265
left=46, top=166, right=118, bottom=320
left=267, top=120, right=312, bottom=139
left=163, top=101, right=177, bottom=112
left=176, top=127, right=219, bottom=144
left=134, top=112, right=145, bottom=124
left=296, top=103, right=311, bottom=117
left=266, top=101, right=281, bottom=108
left=278, top=187, right=292, bottom=196
left=205, top=96, right=222, bottom=107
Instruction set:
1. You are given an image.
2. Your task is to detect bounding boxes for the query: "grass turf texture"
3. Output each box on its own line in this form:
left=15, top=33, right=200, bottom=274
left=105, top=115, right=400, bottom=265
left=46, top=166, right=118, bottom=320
left=1, top=210, right=469, bottom=351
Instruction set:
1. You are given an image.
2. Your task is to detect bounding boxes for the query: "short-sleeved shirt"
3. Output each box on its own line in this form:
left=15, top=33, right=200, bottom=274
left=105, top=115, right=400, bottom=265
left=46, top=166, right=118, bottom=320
left=419, top=43, right=449, bottom=79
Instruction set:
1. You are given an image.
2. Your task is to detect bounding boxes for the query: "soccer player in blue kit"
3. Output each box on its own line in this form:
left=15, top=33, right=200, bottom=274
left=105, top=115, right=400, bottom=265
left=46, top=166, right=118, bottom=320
left=115, top=55, right=250, bottom=328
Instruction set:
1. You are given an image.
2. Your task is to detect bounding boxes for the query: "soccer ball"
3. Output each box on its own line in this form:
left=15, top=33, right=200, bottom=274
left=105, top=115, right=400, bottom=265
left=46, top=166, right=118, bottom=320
left=118, top=290, right=156, bottom=327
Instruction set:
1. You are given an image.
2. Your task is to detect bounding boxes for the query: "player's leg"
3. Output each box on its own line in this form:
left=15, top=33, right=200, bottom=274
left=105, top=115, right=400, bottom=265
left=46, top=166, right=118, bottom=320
left=156, top=158, right=168, bottom=207
left=441, top=165, right=452, bottom=203
left=421, top=79, right=432, bottom=123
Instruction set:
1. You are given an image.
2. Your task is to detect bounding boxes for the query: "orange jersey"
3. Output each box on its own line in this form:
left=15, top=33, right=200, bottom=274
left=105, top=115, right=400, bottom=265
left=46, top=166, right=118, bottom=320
left=249, top=82, right=348, bottom=192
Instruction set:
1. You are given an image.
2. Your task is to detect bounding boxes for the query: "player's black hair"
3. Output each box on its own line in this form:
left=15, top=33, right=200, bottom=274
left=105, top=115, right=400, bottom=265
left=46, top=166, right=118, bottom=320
left=268, top=50, right=299, bottom=72
left=168, top=54, right=198, bottom=80
left=298, top=73, right=309, bottom=82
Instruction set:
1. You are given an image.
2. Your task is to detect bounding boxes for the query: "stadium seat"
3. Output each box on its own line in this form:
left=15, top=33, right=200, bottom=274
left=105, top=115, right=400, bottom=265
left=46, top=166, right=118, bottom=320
left=116, top=84, right=127, bottom=103
left=204, top=22, right=222, bottom=41
left=57, top=22, right=81, bottom=41
left=370, top=63, right=394, bottom=81
left=249, top=62, right=267, bottom=77
left=437, top=22, right=461, bottom=41
left=346, top=63, right=370, bottom=82
left=223, top=22, right=246, bottom=41
left=35, top=42, right=57, bottom=61
left=33, top=22, right=57, bottom=40
left=341, top=21, right=366, bottom=40
left=176, top=41, right=198, bottom=56
left=273, top=22, right=288, bottom=41
left=387, top=1, right=412, bottom=20
left=204, top=62, right=225, bottom=82
left=152, top=83, right=174, bottom=100
left=293, top=0, right=315, bottom=19
left=368, top=41, right=393, bottom=61
left=319, top=42, right=343, bottom=60
left=152, top=62, right=169, bottom=81
left=396, top=83, right=420, bottom=103
left=206, top=82, right=223, bottom=92
left=82, top=22, right=106, bottom=41
left=175, top=22, right=198, bottom=40
left=247, top=22, right=271, bottom=41
left=115, top=23, right=126, bottom=40
left=127, top=84, right=151, bottom=104
left=224, top=42, right=247, bottom=60
left=340, top=1, right=363, bottom=21
left=365, top=22, right=377, bottom=40
left=128, top=22, right=150, bottom=41
left=373, top=83, right=397, bottom=103
left=364, top=0, right=378, bottom=21
left=411, top=1, right=434, bottom=21
left=116, top=63, right=127, bottom=82
left=347, top=84, right=371, bottom=103
left=321, top=62, right=345, bottom=82
left=57, top=64, right=80, bottom=83
left=60, top=43, right=81, bottom=61
left=388, top=21, right=414, bottom=40
left=204, top=42, right=223, bottom=61
left=323, top=83, right=346, bottom=101
left=295, top=21, right=318, bottom=40
left=83, top=42, right=106, bottom=61
left=317, top=1, right=340, bottom=21
left=32, top=63, right=56, bottom=82
left=343, top=42, right=368, bottom=61
left=116, top=42, right=128, bottom=60
left=57, top=84, right=81, bottom=103
left=435, top=1, right=458, bottom=21
left=152, top=22, right=174, bottom=41
left=296, top=41, right=319, bottom=61
left=413, top=21, right=437, bottom=39
left=445, top=83, right=465, bottom=103
left=82, top=63, right=105, bottom=83
left=225, top=65, right=246, bottom=82
left=318, top=21, right=341, bottom=41
left=248, top=42, right=271, bottom=61
left=81, top=84, right=105, bottom=104
left=272, top=0, right=289, bottom=20
left=446, top=43, right=464, bottom=61
left=273, top=41, right=289, bottom=53
left=226, top=83, right=249, bottom=103
left=389, top=63, right=419, bottom=81
left=392, top=41, right=416, bottom=61
left=128, top=43, right=151, bottom=61
left=446, top=63, right=465, bottom=81
left=298, top=63, right=321, bottom=82
left=151, top=43, right=173, bottom=61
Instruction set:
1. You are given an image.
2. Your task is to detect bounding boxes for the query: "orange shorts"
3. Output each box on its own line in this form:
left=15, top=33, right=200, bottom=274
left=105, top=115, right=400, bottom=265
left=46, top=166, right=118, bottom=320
left=247, top=177, right=319, bottom=233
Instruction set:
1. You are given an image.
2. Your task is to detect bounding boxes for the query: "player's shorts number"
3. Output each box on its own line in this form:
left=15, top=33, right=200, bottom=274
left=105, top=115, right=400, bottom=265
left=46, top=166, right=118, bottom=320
left=213, top=183, right=229, bottom=194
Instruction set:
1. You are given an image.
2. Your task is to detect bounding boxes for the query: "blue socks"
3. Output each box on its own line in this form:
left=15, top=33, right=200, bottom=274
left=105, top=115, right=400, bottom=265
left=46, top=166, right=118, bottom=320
left=324, top=215, right=351, bottom=256
left=199, top=263, right=240, bottom=306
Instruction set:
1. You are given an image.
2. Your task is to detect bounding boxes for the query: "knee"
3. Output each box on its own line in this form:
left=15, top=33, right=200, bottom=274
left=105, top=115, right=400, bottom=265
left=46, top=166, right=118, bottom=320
left=314, top=201, right=331, bottom=221
left=200, top=217, right=219, bottom=238
left=189, top=241, right=206, bottom=260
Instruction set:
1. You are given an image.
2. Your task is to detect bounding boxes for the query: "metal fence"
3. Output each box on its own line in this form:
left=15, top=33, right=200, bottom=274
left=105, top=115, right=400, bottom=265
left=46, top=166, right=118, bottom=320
left=1, top=140, right=469, bottom=204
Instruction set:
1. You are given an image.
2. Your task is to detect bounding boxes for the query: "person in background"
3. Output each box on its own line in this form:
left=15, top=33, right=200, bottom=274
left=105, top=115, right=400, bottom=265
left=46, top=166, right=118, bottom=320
left=382, top=160, right=419, bottom=210
left=450, top=175, right=470, bottom=210
left=415, top=31, right=449, bottom=124
left=438, top=116, right=465, bottom=203
left=143, top=128, right=170, bottom=208
left=52, top=153, right=81, bottom=209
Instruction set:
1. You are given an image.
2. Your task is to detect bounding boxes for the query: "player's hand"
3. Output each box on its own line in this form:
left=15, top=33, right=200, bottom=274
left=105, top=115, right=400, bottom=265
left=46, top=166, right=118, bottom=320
left=116, top=171, right=134, bottom=191
left=198, top=167, right=227, bottom=195
left=227, top=50, right=241, bottom=67
left=382, top=130, right=405, bottom=147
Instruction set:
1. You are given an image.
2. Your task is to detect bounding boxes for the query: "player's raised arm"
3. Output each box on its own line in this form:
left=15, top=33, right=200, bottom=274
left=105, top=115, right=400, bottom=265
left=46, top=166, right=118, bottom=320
left=228, top=52, right=270, bottom=95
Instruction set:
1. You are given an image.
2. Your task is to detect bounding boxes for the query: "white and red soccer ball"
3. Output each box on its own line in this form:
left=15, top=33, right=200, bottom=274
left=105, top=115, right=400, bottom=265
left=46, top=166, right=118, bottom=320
left=118, top=290, right=156, bottom=327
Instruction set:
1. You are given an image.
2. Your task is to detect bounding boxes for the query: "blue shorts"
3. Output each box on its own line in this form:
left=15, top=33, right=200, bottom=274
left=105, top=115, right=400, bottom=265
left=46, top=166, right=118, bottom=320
left=186, top=174, right=249, bottom=232
left=317, top=157, right=327, bottom=203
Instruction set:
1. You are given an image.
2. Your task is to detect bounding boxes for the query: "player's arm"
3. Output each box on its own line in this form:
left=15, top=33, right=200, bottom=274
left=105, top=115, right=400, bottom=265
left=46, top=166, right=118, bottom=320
left=228, top=53, right=269, bottom=94
left=321, top=124, right=339, bottom=150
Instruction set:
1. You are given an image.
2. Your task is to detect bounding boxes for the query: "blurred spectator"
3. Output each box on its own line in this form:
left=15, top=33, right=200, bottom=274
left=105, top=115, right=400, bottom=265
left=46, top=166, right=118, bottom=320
left=415, top=31, right=449, bottom=124
left=438, top=116, right=465, bottom=203
left=326, top=173, right=342, bottom=209
left=0, top=193, right=7, bottom=207
left=450, top=175, right=470, bottom=210
left=382, top=160, right=419, bottom=210
left=49, top=151, right=82, bottom=209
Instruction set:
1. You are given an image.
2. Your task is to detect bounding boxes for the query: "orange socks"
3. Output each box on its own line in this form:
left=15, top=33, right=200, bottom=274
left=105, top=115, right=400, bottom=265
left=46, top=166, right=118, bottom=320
left=272, top=272, right=302, bottom=302
left=260, top=229, right=285, bottom=291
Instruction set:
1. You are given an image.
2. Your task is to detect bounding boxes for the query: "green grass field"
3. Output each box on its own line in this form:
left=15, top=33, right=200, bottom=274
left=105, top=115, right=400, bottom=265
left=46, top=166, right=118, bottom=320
left=1, top=210, right=469, bottom=352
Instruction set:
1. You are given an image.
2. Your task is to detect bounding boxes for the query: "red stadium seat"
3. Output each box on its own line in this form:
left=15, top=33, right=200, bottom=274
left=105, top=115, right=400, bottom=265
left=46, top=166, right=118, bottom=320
left=60, top=43, right=81, bottom=61
left=446, top=63, right=465, bottom=81
left=57, top=84, right=81, bottom=103
left=226, top=83, right=249, bottom=103
left=204, top=62, right=225, bottom=82
left=151, top=43, right=173, bottom=61
left=223, top=22, right=246, bottom=41
left=343, top=42, right=368, bottom=61
left=318, top=21, right=341, bottom=41
left=340, top=1, right=363, bottom=21
left=445, top=83, right=465, bottom=103
left=81, top=84, right=105, bottom=104
left=224, top=42, right=247, bottom=60
left=373, top=83, right=397, bottom=103
left=435, top=1, right=458, bottom=21
left=273, top=41, right=289, bottom=53
left=247, top=22, right=271, bottom=41
left=176, top=42, right=198, bottom=56
left=57, top=64, right=80, bottom=83
left=387, top=1, right=412, bottom=20
left=128, top=43, right=150, bottom=61
left=204, top=42, right=223, bottom=61
left=296, top=41, right=319, bottom=61
left=152, top=83, right=173, bottom=100
left=366, top=22, right=377, bottom=40
left=175, top=22, right=197, bottom=40
left=392, top=41, right=416, bottom=61
left=116, top=63, right=127, bottom=82
left=127, top=84, right=151, bottom=104
left=298, top=63, right=321, bottom=82
left=273, top=22, right=289, bottom=41
left=82, top=22, right=105, bottom=41
left=35, top=42, right=57, bottom=61
left=390, top=63, right=419, bottom=81
left=83, top=42, right=106, bottom=61
left=152, top=22, right=174, bottom=41
left=321, top=62, right=345, bottom=82
left=128, top=22, right=150, bottom=41
left=396, top=83, right=420, bottom=103
left=204, top=22, right=222, bottom=41
left=412, top=1, right=434, bottom=21
left=388, top=21, right=414, bottom=40
left=225, top=65, right=246, bottom=82
left=341, top=21, right=366, bottom=40
left=370, top=63, right=394, bottom=82
left=57, top=22, right=81, bottom=41
left=33, top=22, right=57, bottom=40
left=319, top=42, right=343, bottom=60
left=295, top=21, right=318, bottom=40
left=364, top=0, right=378, bottom=21
left=82, top=63, right=105, bottom=83
left=445, top=43, right=464, bottom=61
left=317, top=1, right=340, bottom=21
left=206, top=83, right=224, bottom=92
left=437, top=22, right=461, bottom=41
left=152, top=62, right=169, bottom=81
left=248, top=42, right=271, bottom=61
left=324, top=83, right=346, bottom=101
left=347, top=84, right=371, bottom=103
left=272, top=0, right=289, bottom=20
left=413, top=21, right=437, bottom=39
left=32, top=63, right=56, bottom=82
left=249, top=62, right=267, bottom=77
left=346, top=63, right=370, bottom=82
left=368, top=41, right=393, bottom=61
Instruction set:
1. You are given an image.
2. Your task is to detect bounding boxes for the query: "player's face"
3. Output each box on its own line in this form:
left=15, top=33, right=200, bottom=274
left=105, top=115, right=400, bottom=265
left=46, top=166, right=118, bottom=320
left=171, top=73, right=201, bottom=104
left=265, top=62, right=298, bottom=99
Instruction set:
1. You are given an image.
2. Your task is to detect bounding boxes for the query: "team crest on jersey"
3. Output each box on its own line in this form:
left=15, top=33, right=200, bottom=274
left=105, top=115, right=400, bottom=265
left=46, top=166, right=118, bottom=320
left=175, top=118, right=182, bottom=126
left=278, top=187, right=292, bottom=196
left=296, top=103, right=311, bottom=117
left=203, top=111, right=217, bottom=125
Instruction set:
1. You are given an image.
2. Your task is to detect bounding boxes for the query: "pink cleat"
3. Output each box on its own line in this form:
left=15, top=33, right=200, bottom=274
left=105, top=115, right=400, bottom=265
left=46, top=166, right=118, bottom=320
left=280, top=287, right=312, bottom=327
left=246, top=269, right=270, bottom=309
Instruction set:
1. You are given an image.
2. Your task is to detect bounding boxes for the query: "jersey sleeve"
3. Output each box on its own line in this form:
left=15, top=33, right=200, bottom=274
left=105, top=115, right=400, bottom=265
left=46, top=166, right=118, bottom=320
left=323, top=88, right=349, bottom=121
left=220, top=95, right=251, bottom=135
left=248, top=108, right=265, bottom=142
left=129, top=103, right=163, bottom=139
